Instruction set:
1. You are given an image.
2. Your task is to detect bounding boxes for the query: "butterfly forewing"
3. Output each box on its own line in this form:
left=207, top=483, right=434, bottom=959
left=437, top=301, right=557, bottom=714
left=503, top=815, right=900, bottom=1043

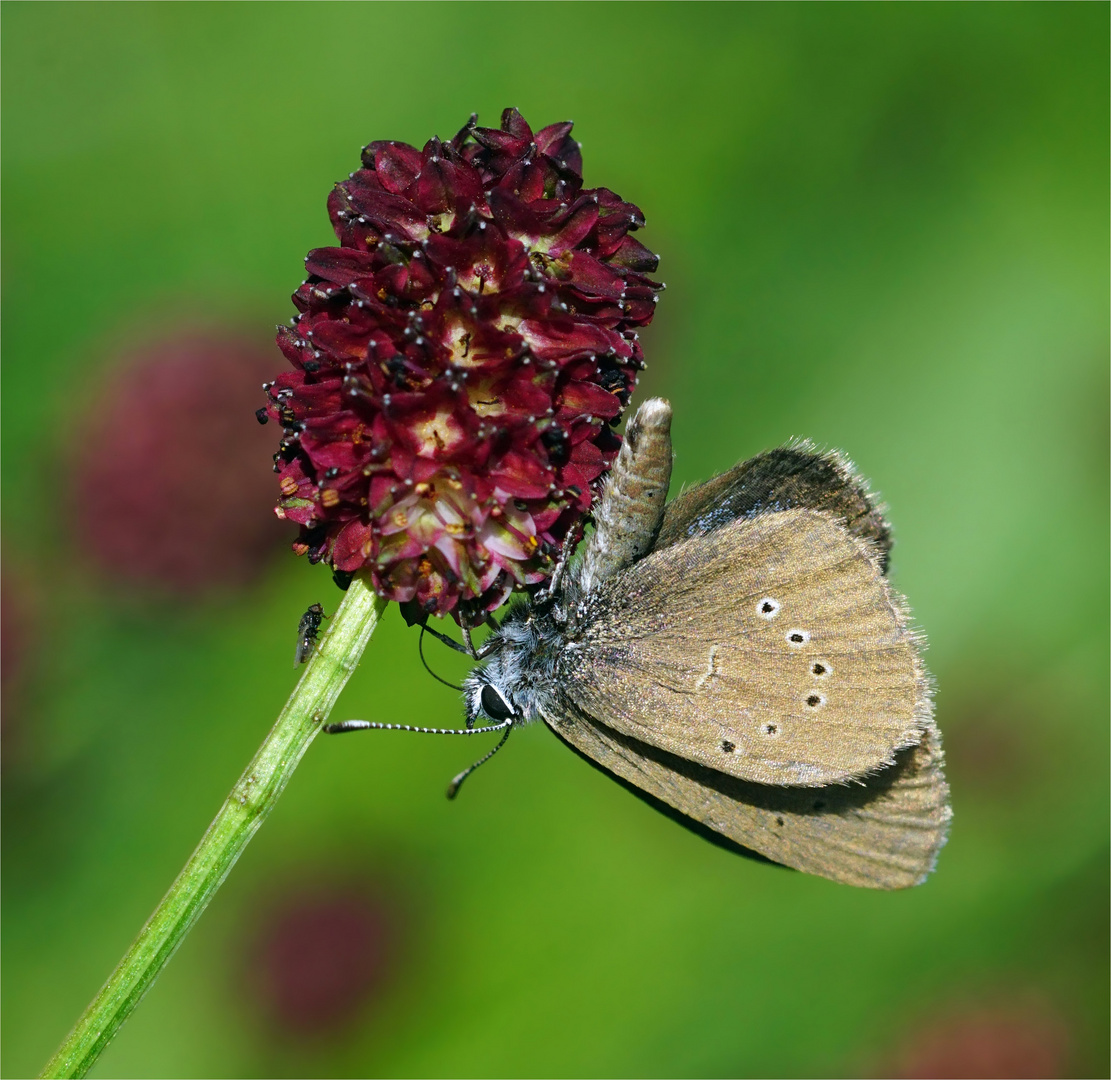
left=560, top=508, right=929, bottom=787
left=546, top=709, right=950, bottom=889
left=655, top=443, right=892, bottom=571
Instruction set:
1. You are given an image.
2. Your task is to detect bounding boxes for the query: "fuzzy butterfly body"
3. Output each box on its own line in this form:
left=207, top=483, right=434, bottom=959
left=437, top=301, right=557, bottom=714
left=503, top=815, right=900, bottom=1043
left=463, top=398, right=950, bottom=889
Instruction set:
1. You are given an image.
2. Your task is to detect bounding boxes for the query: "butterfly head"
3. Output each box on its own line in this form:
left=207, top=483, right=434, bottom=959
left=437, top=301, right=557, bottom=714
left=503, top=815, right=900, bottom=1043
left=463, top=672, right=518, bottom=728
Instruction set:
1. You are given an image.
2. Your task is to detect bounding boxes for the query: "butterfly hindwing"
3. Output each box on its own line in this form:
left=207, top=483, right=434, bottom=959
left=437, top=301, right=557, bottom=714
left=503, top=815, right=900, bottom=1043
left=545, top=707, right=950, bottom=890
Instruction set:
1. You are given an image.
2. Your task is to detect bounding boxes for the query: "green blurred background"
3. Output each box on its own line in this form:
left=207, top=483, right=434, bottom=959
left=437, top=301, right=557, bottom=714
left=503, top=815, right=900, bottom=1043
left=3, top=3, right=1107, bottom=1077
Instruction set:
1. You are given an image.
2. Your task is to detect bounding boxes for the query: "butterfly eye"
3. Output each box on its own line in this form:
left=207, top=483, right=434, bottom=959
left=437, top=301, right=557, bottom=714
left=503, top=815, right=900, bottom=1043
left=480, top=684, right=515, bottom=722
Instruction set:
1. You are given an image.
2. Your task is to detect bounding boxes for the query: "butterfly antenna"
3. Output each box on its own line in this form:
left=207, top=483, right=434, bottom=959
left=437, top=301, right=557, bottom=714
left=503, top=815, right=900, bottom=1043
left=323, top=718, right=512, bottom=736
left=419, top=626, right=465, bottom=692
left=446, top=724, right=513, bottom=800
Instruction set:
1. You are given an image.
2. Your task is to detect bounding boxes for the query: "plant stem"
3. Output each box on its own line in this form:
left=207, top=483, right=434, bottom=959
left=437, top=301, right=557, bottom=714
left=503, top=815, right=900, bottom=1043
left=41, top=576, right=388, bottom=1079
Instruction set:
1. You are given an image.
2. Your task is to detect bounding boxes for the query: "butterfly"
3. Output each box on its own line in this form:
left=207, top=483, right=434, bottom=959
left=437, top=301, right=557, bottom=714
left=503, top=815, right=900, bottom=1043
left=330, top=398, right=950, bottom=889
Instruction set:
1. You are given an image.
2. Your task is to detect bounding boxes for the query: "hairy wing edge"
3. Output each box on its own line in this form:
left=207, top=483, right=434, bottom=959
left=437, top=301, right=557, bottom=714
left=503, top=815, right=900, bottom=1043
left=544, top=704, right=951, bottom=890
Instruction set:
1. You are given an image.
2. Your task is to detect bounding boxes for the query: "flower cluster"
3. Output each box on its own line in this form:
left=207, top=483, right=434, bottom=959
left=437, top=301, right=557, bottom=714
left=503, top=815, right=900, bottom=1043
left=265, top=108, right=661, bottom=622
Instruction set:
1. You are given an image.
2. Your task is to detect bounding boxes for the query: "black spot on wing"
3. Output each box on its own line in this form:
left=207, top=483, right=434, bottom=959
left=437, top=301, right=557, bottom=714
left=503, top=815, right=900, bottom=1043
left=548, top=706, right=918, bottom=861
left=547, top=725, right=783, bottom=869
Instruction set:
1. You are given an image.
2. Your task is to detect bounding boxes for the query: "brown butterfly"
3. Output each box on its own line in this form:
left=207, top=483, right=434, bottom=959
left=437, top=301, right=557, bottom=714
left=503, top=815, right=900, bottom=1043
left=330, top=399, right=951, bottom=889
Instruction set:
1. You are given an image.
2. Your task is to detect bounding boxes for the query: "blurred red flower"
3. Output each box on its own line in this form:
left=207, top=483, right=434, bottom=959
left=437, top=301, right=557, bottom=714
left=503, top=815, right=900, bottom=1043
left=247, top=882, right=398, bottom=1036
left=73, top=328, right=289, bottom=595
left=889, top=999, right=1070, bottom=1079
left=266, top=108, right=661, bottom=623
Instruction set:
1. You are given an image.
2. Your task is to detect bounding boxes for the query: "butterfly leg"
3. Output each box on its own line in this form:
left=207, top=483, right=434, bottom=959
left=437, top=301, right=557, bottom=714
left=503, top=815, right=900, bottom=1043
left=543, top=523, right=582, bottom=602
left=418, top=626, right=465, bottom=692
left=420, top=623, right=472, bottom=655
left=460, top=623, right=479, bottom=658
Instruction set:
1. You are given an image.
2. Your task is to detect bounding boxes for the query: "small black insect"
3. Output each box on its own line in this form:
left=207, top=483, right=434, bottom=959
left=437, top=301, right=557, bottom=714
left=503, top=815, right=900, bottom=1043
left=294, top=602, right=328, bottom=666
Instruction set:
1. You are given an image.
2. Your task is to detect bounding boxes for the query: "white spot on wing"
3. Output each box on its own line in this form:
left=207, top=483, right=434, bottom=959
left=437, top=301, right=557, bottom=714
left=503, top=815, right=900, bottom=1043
left=758, top=597, right=780, bottom=619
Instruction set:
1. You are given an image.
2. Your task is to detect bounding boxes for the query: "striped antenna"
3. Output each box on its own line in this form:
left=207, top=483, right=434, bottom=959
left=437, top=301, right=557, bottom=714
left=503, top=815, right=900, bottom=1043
left=447, top=724, right=513, bottom=799
left=322, top=718, right=512, bottom=736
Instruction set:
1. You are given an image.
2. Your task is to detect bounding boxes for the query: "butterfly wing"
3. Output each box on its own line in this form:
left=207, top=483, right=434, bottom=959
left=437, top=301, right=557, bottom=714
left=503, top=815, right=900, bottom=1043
left=545, top=706, right=950, bottom=889
left=549, top=441, right=945, bottom=885
left=655, top=443, right=892, bottom=571
left=560, top=507, right=930, bottom=786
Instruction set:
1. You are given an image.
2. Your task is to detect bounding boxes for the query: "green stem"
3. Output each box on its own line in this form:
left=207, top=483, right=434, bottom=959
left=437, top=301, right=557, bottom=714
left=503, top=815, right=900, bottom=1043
left=41, top=576, right=388, bottom=1079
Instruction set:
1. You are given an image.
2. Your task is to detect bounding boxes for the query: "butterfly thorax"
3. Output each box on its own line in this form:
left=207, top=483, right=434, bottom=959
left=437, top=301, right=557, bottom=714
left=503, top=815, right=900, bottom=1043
left=463, top=581, right=586, bottom=727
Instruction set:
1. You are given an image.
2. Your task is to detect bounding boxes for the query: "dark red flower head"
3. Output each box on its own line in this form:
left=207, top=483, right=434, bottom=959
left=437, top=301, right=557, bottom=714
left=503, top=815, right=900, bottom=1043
left=266, top=108, right=661, bottom=623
